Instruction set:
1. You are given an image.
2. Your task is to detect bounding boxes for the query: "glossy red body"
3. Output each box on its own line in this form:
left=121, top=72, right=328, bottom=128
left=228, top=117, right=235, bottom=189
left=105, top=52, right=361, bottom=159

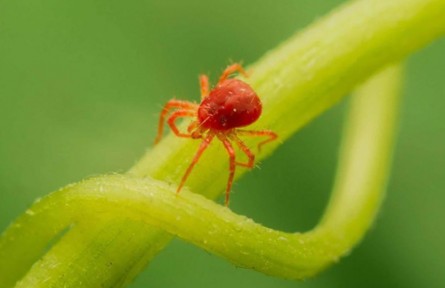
left=197, top=79, right=262, bottom=130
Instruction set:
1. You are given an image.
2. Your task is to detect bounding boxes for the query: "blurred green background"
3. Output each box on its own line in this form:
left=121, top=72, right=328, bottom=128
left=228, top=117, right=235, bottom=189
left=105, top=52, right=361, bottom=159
left=1, top=0, right=444, bottom=287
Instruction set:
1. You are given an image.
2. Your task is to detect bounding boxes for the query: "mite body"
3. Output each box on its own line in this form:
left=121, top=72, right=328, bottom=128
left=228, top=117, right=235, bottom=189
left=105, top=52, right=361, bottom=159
left=154, top=63, right=277, bottom=205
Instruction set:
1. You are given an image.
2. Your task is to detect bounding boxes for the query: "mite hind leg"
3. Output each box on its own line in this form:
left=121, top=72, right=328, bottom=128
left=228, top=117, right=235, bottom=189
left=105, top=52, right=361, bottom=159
left=237, top=129, right=278, bottom=152
left=230, top=134, right=255, bottom=169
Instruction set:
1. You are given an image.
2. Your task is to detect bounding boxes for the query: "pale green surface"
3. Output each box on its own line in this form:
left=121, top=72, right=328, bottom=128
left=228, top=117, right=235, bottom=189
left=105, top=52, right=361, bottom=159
left=0, top=0, right=444, bottom=287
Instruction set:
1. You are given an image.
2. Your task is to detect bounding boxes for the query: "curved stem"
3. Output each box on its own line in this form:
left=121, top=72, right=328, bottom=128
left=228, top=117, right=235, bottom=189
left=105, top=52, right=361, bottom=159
left=1, top=0, right=444, bottom=285
left=130, top=0, right=445, bottom=197
left=3, top=65, right=402, bottom=285
left=318, top=65, right=402, bottom=245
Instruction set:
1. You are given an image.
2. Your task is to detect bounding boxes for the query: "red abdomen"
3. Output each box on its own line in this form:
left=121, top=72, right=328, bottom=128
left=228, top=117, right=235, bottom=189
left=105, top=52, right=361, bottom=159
left=198, top=79, right=262, bottom=130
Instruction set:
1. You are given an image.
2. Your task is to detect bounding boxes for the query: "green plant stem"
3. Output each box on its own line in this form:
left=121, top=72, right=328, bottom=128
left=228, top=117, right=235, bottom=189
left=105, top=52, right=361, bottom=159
left=0, top=0, right=444, bottom=286
left=318, top=66, right=403, bottom=243
left=130, top=0, right=445, bottom=192
left=5, top=63, right=403, bottom=285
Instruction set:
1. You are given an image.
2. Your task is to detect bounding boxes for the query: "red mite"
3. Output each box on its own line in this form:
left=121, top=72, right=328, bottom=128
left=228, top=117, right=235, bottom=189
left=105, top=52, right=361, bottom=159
left=154, top=63, right=277, bottom=205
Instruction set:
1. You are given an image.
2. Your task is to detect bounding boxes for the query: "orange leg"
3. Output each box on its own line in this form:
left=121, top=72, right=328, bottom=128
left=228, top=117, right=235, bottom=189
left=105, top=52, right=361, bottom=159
left=219, top=135, right=237, bottom=206
left=199, top=74, right=210, bottom=99
left=230, top=134, right=255, bottom=168
left=167, top=110, right=197, bottom=138
left=187, top=121, right=205, bottom=139
left=237, top=129, right=278, bottom=152
left=155, top=100, right=198, bottom=144
left=218, top=63, right=248, bottom=85
left=177, top=133, right=215, bottom=193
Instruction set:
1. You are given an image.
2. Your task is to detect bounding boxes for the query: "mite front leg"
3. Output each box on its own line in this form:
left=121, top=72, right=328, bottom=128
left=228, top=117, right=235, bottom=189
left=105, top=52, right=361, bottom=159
left=177, top=133, right=215, bottom=193
left=219, top=135, right=237, bottom=206
left=199, top=74, right=210, bottom=99
left=155, top=100, right=198, bottom=144
left=167, top=110, right=197, bottom=138
left=218, top=63, right=248, bottom=85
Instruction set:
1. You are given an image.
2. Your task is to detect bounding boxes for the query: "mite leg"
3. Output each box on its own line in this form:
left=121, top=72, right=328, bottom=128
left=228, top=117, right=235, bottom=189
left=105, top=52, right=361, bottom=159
left=187, top=121, right=204, bottom=139
left=155, top=100, right=198, bottom=144
left=218, top=63, right=248, bottom=85
left=230, top=134, right=255, bottom=168
left=177, top=133, right=215, bottom=193
left=199, top=74, right=210, bottom=99
left=237, top=129, right=278, bottom=152
left=219, top=135, right=237, bottom=206
left=167, top=110, right=197, bottom=138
